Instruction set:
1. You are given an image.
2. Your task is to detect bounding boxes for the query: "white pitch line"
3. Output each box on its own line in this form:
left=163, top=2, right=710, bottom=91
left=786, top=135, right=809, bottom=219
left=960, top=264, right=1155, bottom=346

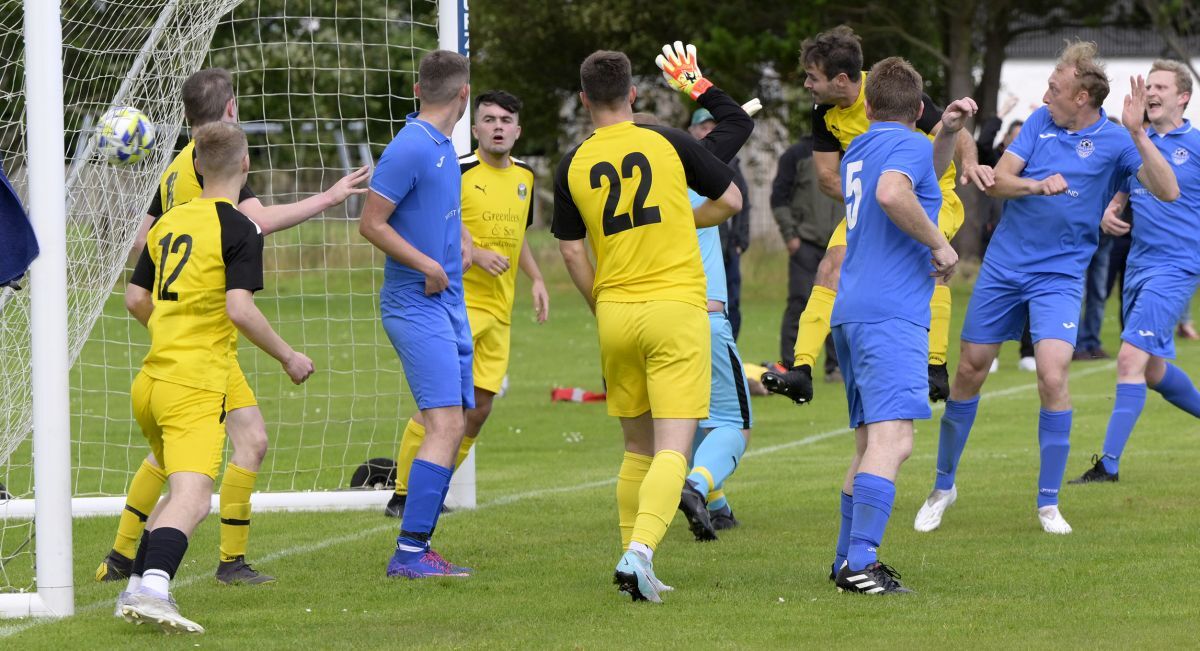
left=0, top=360, right=1118, bottom=639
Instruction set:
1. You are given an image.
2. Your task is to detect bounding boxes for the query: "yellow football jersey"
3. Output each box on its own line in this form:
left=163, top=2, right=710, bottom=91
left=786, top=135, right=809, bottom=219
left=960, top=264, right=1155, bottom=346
left=130, top=197, right=264, bottom=394
left=551, top=121, right=734, bottom=308
left=148, top=139, right=257, bottom=217
left=812, top=72, right=959, bottom=199
left=460, top=150, right=535, bottom=323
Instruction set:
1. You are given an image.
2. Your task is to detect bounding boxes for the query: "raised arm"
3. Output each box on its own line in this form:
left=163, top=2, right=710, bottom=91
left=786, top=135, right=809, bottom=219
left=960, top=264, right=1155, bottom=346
left=240, top=165, right=370, bottom=235
left=693, top=180, right=743, bottom=228
left=1124, top=76, right=1179, bottom=202
left=986, top=150, right=1067, bottom=199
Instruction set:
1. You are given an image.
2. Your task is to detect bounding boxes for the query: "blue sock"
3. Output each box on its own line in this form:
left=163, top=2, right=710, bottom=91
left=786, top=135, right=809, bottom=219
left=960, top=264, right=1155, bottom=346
left=1037, top=409, right=1072, bottom=508
left=847, top=474, right=895, bottom=571
left=1151, top=363, right=1200, bottom=417
left=687, top=426, right=747, bottom=496
left=1100, top=383, right=1147, bottom=474
left=833, top=491, right=854, bottom=575
left=396, top=459, right=452, bottom=558
left=935, top=396, right=980, bottom=490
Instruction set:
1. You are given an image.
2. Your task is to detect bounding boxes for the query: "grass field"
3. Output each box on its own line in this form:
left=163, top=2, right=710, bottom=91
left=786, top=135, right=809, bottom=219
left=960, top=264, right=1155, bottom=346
left=5, top=233, right=1200, bottom=647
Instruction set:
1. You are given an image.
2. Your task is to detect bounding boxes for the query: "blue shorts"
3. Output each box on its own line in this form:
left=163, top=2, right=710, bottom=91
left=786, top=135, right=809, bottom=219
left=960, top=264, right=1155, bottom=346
left=700, top=312, right=753, bottom=430
left=1121, top=264, right=1199, bottom=359
left=381, top=288, right=474, bottom=411
left=833, top=319, right=930, bottom=429
left=961, top=260, right=1084, bottom=347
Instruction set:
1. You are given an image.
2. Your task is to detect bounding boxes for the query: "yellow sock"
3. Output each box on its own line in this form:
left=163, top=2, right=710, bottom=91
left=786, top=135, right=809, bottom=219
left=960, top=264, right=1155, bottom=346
left=219, top=463, right=257, bottom=562
left=630, top=450, right=688, bottom=552
left=929, top=284, right=952, bottom=365
left=454, top=435, right=477, bottom=471
left=112, top=459, right=166, bottom=559
left=394, top=418, right=426, bottom=496
left=616, top=451, right=652, bottom=550
left=794, top=285, right=837, bottom=368
left=707, top=488, right=725, bottom=504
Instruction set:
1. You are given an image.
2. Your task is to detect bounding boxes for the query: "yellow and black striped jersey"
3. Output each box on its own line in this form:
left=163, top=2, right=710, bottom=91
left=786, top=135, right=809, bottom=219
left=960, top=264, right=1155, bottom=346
left=460, top=150, right=535, bottom=323
left=551, top=121, right=733, bottom=308
left=130, top=197, right=264, bottom=393
left=147, top=139, right=256, bottom=217
left=811, top=72, right=959, bottom=199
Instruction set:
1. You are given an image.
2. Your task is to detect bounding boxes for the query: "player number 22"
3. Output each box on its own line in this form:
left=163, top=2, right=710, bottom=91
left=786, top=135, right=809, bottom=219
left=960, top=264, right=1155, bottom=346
left=156, top=232, right=193, bottom=301
left=844, top=159, right=863, bottom=230
left=590, top=152, right=662, bottom=236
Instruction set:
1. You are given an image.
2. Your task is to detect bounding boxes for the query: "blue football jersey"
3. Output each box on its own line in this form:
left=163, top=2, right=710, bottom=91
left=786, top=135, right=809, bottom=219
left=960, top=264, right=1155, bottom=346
left=371, top=112, right=463, bottom=300
left=1125, top=120, right=1200, bottom=274
left=831, top=122, right=942, bottom=328
left=988, top=106, right=1142, bottom=276
left=689, top=188, right=728, bottom=304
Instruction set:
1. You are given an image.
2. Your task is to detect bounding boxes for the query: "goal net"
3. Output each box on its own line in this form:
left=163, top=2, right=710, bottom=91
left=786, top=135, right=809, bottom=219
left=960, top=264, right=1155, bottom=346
left=1, top=0, right=465, bottom=615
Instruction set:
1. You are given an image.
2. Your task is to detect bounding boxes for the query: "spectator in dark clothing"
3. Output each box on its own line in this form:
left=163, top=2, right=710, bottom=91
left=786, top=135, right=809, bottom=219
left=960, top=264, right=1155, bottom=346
left=691, top=108, right=751, bottom=339
left=770, top=137, right=842, bottom=377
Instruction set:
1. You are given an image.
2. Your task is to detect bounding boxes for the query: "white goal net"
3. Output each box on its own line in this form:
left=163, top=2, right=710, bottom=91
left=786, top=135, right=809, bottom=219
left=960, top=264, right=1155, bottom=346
left=1, top=0, right=457, bottom=611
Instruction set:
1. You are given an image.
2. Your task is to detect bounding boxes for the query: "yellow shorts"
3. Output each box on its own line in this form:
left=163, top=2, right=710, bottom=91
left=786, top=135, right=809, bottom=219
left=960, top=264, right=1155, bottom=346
left=467, top=307, right=511, bottom=395
left=131, top=372, right=227, bottom=479
left=226, top=358, right=257, bottom=411
left=596, top=300, right=710, bottom=419
left=826, top=189, right=965, bottom=250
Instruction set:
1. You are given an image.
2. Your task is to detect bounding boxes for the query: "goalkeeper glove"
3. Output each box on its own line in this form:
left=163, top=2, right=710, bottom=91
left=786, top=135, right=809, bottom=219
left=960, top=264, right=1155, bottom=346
left=656, top=41, right=712, bottom=100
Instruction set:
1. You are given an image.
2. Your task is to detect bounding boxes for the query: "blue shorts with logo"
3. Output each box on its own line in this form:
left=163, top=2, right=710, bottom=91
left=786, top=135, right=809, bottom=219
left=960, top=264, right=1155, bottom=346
left=381, top=286, right=475, bottom=411
left=700, top=311, right=752, bottom=430
left=961, top=259, right=1085, bottom=347
left=1121, top=264, right=1199, bottom=359
left=832, top=318, right=930, bottom=429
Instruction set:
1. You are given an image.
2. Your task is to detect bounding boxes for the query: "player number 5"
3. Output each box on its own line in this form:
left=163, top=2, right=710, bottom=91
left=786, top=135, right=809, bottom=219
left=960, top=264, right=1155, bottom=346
left=844, top=159, right=863, bottom=230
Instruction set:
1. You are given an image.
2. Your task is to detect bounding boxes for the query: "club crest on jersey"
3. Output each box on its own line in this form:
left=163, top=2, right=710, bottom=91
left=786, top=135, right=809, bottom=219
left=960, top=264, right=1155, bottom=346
left=517, top=182, right=527, bottom=200
left=1173, top=147, right=1189, bottom=165
left=1076, top=138, right=1094, bottom=159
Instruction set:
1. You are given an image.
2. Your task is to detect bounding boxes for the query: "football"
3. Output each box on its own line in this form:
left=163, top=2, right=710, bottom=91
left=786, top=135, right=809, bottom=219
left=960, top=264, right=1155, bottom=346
left=95, top=106, right=155, bottom=165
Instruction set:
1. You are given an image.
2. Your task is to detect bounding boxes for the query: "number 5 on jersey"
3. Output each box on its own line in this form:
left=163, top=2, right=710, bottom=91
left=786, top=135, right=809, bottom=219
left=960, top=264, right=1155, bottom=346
left=844, top=159, right=863, bottom=230
left=590, top=152, right=662, bottom=236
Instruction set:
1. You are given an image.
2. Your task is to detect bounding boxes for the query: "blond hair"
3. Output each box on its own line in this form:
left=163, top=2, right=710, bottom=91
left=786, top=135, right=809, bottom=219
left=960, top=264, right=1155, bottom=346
left=1056, top=40, right=1109, bottom=108
left=1150, top=59, right=1193, bottom=107
left=193, top=122, right=247, bottom=180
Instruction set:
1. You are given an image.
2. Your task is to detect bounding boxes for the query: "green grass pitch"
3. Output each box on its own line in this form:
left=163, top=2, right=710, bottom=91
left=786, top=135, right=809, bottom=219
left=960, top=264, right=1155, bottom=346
left=4, top=233, right=1200, bottom=647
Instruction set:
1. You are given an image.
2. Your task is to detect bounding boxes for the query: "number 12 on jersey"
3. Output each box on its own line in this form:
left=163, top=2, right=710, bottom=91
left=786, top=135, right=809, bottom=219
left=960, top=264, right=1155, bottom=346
left=843, top=159, right=865, bottom=230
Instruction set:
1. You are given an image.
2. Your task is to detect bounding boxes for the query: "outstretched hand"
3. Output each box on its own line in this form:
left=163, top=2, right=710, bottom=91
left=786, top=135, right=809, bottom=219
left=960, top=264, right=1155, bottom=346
left=655, top=41, right=712, bottom=100
left=324, top=165, right=371, bottom=206
left=1122, top=75, right=1148, bottom=133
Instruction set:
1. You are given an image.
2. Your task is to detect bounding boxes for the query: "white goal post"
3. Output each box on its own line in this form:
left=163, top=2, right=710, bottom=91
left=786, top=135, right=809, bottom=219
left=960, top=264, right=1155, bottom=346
left=1, top=0, right=473, bottom=620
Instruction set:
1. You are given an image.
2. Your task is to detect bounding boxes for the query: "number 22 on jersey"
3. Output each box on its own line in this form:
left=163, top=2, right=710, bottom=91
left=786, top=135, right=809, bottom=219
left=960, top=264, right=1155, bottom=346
left=590, top=152, right=662, bottom=236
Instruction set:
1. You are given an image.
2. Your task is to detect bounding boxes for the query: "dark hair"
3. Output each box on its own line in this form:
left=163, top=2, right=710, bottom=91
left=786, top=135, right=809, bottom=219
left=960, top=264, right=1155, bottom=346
left=865, top=57, right=923, bottom=123
left=418, top=50, right=470, bottom=104
left=182, top=68, right=234, bottom=127
left=800, top=25, right=863, bottom=83
left=474, top=90, right=522, bottom=115
left=193, top=121, right=247, bottom=180
left=580, top=50, right=632, bottom=107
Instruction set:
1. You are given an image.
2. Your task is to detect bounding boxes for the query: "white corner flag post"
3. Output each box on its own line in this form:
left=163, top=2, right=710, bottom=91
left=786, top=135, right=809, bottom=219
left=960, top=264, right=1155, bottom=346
left=1, top=0, right=76, bottom=619
left=440, top=0, right=476, bottom=510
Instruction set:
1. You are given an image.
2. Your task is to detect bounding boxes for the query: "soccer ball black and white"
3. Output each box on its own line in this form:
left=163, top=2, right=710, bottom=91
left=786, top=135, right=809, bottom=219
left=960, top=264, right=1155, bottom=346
left=95, top=106, right=155, bottom=165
